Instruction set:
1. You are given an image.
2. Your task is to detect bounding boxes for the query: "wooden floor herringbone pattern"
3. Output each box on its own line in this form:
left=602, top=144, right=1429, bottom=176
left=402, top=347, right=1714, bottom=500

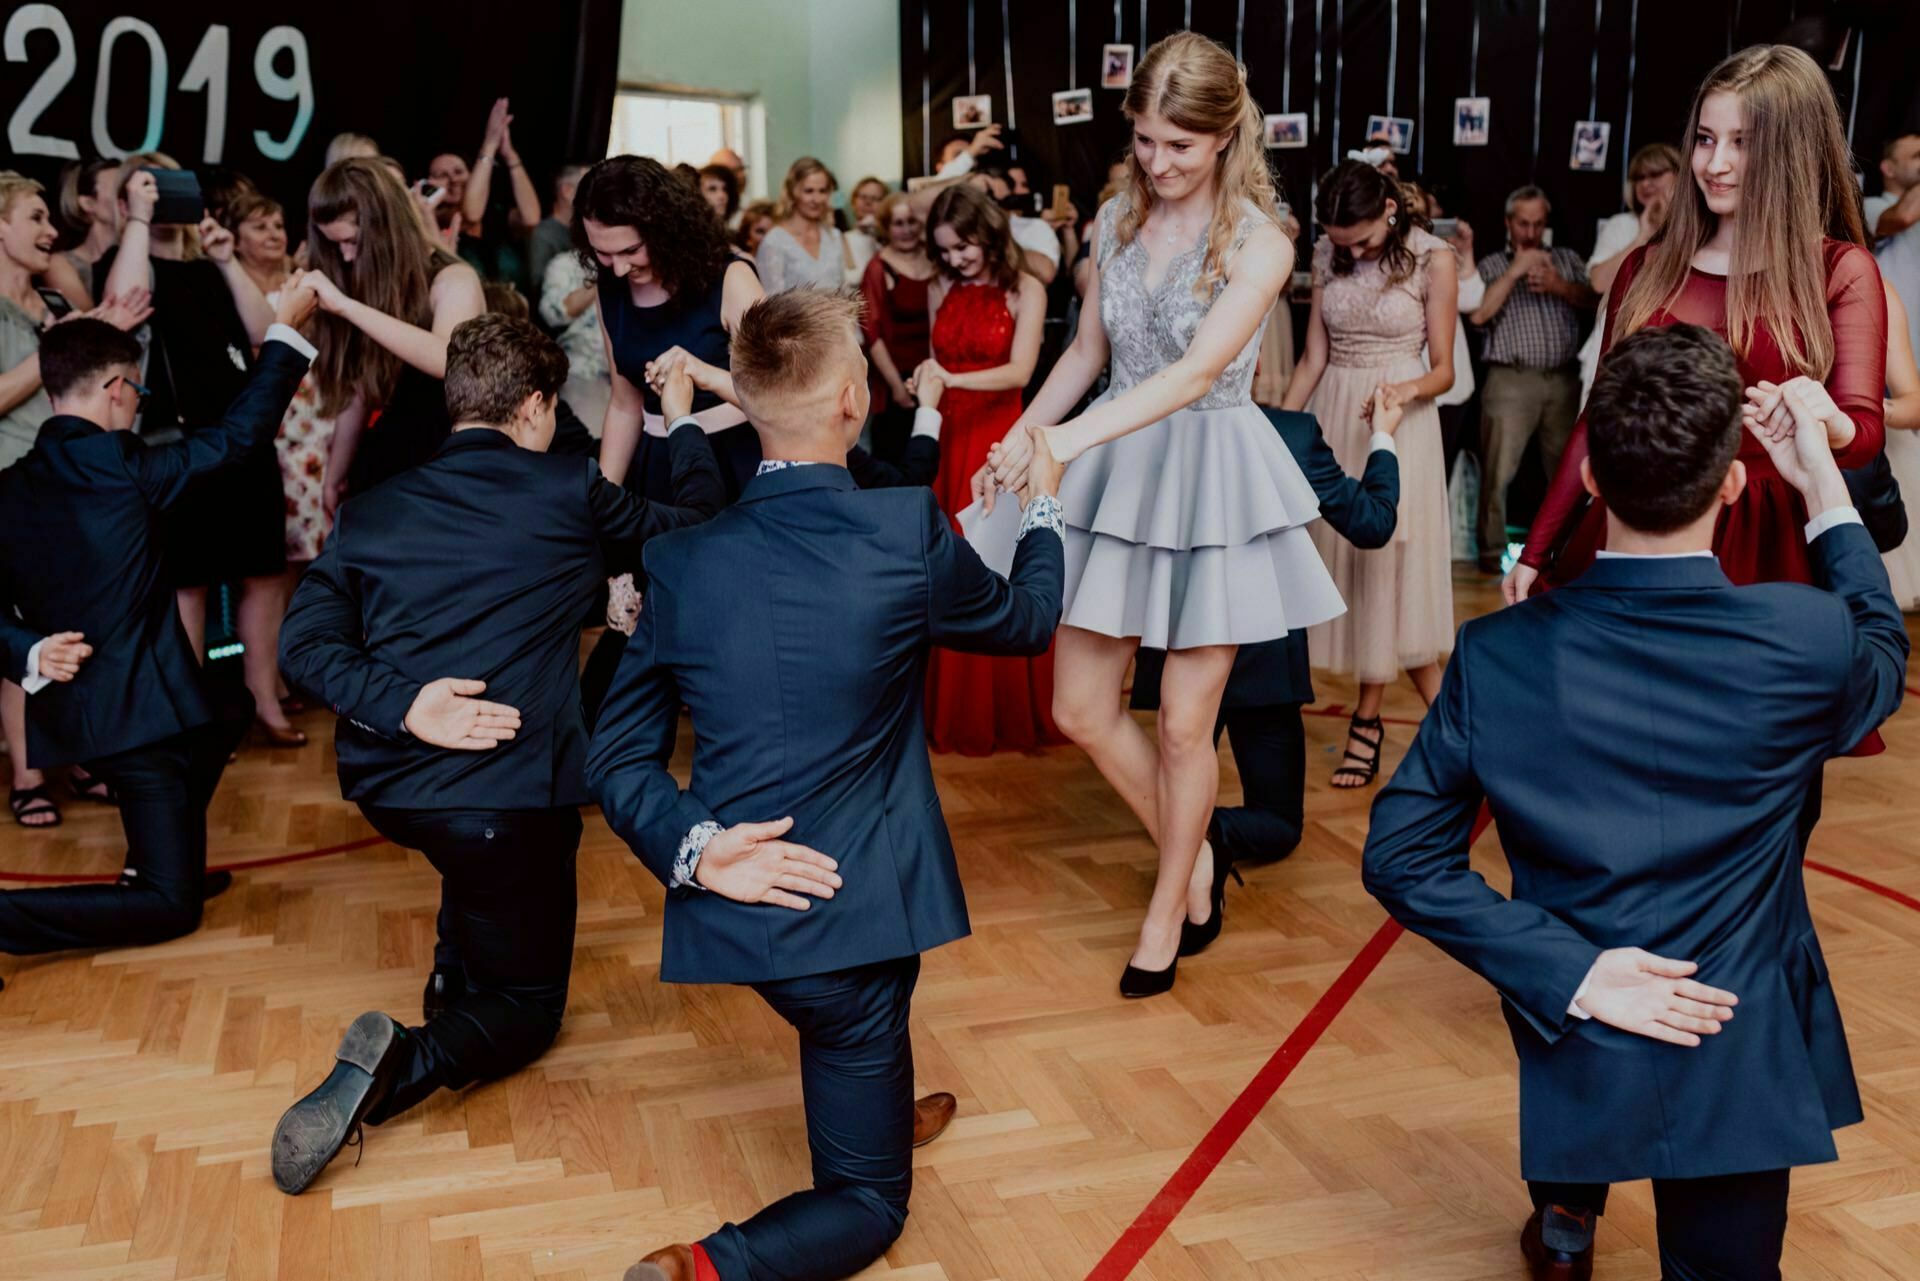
left=2, top=575, right=1919, bottom=1280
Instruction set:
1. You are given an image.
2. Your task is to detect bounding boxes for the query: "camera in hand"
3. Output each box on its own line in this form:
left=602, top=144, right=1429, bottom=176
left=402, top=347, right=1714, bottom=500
left=35, top=286, right=73, bottom=320
left=1432, top=217, right=1460, bottom=241
left=142, top=168, right=206, bottom=226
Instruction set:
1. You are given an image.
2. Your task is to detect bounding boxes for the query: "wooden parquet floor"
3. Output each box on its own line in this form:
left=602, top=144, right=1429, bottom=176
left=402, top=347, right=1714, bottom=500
left=3, top=572, right=1920, bottom=1280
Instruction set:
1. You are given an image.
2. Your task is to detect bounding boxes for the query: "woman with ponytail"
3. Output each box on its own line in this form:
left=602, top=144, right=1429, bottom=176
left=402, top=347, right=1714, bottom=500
left=974, top=32, right=1343, bottom=997
left=1281, top=159, right=1457, bottom=789
left=1509, top=44, right=1886, bottom=601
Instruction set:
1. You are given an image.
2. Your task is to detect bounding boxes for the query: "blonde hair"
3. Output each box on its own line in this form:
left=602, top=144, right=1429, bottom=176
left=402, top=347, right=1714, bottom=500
left=116, top=152, right=201, bottom=258
left=730, top=289, right=864, bottom=419
left=873, top=190, right=918, bottom=234
left=1623, top=142, right=1682, bottom=212
left=0, top=171, right=45, bottom=221
left=776, top=157, right=839, bottom=223
left=1116, top=31, right=1279, bottom=297
left=1614, top=45, right=1865, bottom=379
left=325, top=132, right=381, bottom=168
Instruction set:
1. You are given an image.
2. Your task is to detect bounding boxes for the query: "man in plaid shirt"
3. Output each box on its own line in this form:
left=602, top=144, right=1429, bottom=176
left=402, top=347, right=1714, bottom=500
left=1470, top=186, right=1598, bottom=572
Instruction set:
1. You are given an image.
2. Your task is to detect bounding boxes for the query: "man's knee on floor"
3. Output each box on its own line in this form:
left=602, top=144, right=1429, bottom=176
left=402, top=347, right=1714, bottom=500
left=128, top=883, right=203, bottom=944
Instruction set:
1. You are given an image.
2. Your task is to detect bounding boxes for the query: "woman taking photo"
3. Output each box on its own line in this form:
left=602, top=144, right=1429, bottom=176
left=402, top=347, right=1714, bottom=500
left=1509, top=44, right=1886, bottom=601
left=303, top=159, right=486, bottom=502
left=859, top=191, right=935, bottom=464
left=1578, top=142, right=1682, bottom=399
left=1283, top=161, right=1456, bottom=789
left=914, top=183, right=1056, bottom=755
left=977, top=32, right=1341, bottom=995
left=755, top=158, right=854, bottom=292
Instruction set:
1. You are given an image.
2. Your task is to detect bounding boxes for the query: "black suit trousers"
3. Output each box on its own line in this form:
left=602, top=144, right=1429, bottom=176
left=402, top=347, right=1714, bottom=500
left=1209, top=704, right=1308, bottom=866
left=358, top=805, right=581, bottom=1123
left=1528, top=1169, right=1790, bottom=1280
left=700, top=955, right=920, bottom=1281
left=0, top=688, right=250, bottom=956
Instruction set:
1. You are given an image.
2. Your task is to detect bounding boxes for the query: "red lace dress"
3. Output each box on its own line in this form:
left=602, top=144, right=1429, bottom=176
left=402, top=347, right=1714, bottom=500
left=924, top=281, right=1067, bottom=755
left=1521, top=240, right=1888, bottom=587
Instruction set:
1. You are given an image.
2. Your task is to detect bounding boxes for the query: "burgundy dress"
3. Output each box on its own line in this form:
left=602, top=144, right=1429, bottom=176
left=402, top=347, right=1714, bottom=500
left=923, top=281, right=1067, bottom=755
left=1522, top=239, right=1888, bottom=587
left=861, top=254, right=934, bottom=460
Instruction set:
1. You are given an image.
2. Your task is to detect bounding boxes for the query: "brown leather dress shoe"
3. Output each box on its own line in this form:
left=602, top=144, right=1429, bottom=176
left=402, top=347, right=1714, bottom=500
left=913, top=1091, right=957, bottom=1148
left=1521, top=1205, right=1596, bottom=1280
left=624, top=1243, right=695, bottom=1281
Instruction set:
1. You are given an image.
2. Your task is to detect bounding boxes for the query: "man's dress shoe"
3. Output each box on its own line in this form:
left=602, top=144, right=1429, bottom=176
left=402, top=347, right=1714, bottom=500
left=271, top=1011, right=407, bottom=1194
left=1521, top=1205, right=1596, bottom=1280
left=913, top=1091, right=958, bottom=1147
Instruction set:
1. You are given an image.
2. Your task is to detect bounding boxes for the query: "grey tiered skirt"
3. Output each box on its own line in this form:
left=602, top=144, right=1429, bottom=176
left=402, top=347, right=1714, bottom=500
left=1056, top=398, right=1347, bottom=650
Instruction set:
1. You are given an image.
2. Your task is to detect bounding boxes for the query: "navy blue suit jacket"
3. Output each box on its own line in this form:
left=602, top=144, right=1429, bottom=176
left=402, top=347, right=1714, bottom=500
left=586, top=464, right=1063, bottom=984
left=1362, top=523, right=1906, bottom=1182
left=1133, top=408, right=1398, bottom=711
left=280, top=424, right=722, bottom=809
left=0, top=338, right=309, bottom=767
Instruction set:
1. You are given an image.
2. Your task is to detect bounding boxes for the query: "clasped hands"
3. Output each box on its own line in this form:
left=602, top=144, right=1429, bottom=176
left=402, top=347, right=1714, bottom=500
left=644, top=346, right=717, bottom=423
left=970, top=422, right=1070, bottom=514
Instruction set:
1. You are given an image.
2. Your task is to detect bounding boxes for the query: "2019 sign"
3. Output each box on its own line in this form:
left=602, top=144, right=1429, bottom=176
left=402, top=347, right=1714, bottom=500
left=4, top=4, right=312, bottom=165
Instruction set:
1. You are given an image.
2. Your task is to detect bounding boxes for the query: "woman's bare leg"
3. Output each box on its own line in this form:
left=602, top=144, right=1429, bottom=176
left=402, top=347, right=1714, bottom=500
left=1051, top=625, right=1160, bottom=839
left=175, top=586, right=208, bottom=663
left=1407, top=662, right=1442, bottom=707
left=239, top=572, right=296, bottom=730
left=3, top=681, right=49, bottom=810
left=1134, top=645, right=1235, bottom=970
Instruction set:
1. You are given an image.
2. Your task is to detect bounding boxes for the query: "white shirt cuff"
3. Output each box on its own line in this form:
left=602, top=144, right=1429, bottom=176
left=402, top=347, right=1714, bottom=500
left=20, top=638, right=49, bottom=695
left=911, top=408, right=943, bottom=440
left=672, top=820, right=722, bottom=890
left=264, top=323, right=317, bottom=361
left=1804, top=507, right=1863, bottom=543
left=1368, top=432, right=1397, bottom=457
left=1568, top=970, right=1594, bottom=1021
left=936, top=151, right=976, bottom=179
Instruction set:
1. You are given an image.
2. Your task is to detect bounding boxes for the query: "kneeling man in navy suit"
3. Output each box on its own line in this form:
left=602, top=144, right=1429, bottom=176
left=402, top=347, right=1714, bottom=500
left=1363, top=324, right=1906, bottom=1281
left=588, top=290, right=1065, bottom=1281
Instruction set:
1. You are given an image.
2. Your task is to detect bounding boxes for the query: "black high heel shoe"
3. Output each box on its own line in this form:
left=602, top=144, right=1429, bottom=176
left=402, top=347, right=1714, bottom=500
left=1178, top=838, right=1243, bottom=958
left=1119, top=955, right=1178, bottom=998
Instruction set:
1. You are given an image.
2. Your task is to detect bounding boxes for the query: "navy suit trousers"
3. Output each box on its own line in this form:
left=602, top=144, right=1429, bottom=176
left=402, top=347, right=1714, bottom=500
left=1210, top=704, right=1308, bottom=866
left=701, top=956, right=921, bottom=1281
left=1530, top=1169, right=1789, bottom=1280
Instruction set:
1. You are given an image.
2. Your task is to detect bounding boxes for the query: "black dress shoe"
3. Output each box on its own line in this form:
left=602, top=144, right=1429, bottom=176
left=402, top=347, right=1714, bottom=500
left=1520, top=1205, right=1596, bottom=1281
left=1119, top=956, right=1177, bottom=998
left=421, top=968, right=466, bottom=1021
left=271, top=1011, right=408, bottom=1195
left=202, top=870, right=233, bottom=901
left=1177, top=837, right=1243, bottom=958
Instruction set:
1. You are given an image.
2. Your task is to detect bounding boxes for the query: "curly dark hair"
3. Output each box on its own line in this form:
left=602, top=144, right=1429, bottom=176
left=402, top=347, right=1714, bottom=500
left=1315, top=159, right=1416, bottom=286
left=571, top=155, right=730, bottom=303
left=1588, top=324, right=1744, bottom=533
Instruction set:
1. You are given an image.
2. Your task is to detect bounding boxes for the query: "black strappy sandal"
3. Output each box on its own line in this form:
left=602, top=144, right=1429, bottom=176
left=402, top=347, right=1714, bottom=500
left=1331, top=715, right=1385, bottom=789
left=69, top=769, right=116, bottom=805
left=9, top=784, right=61, bottom=828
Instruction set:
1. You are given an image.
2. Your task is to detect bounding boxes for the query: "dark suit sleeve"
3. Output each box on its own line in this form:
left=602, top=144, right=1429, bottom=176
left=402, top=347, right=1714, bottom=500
left=1300, top=423, right=1399, bottom=551
left=1361, top=627, right=1604, bottom=1045
left=1808, top=522, right=1909, bottom=753
left=128, top=338, right=310, bottom=510
left=587, top=423, right=725, bottom=574
left=1841, top=450, right=1907, bottom=554
left=278, top=521, right=423, bottom=742
left=844, top=434, right=940, bottom=489
left=585, top=588, right=717, bottom=889
left=922, top=492, right=1063, bottom=656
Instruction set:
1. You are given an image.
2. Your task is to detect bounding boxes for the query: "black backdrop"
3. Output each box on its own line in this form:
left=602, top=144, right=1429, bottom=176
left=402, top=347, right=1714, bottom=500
left=2, top=0, right=621, bottom=226
left=898, top=0, right=1920, bottom=253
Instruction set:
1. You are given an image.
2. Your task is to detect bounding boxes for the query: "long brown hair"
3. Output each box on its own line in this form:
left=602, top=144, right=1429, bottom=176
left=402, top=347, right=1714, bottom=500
left=1614, top=45, right=1865, bottom=380
left=308, top=159, right=459, bottom=416
left=1116, top=31, right=1280, bottom=298
left=926, top=184, right=1022, bottom=290
left=1316, top=160, right=1417, bottom=285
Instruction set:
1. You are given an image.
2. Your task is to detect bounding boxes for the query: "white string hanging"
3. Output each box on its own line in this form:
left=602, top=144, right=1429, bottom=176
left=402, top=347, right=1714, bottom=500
left=1385, top=0, right=1398, bottom=118
left=1621, top=0, right=1638, bottom=161
left=1417, top=0, right=1429, bottom=170
left=921, top=0, right=931, bottom=173
left=1236, top=0, right=1246, bottom=61
left=1531, top=0, right=1546, bottom=172
left=1468, top=0, right=1480, bottom=98
left=1282, top=0, right=1296, bottom=109
left=1846, top=31, right=1864, bottom=147
left=1000, top=0, right=1017, bottom=129
left=967, top=0, right=977, bottom=97
left=1069, top=0, right=1078, bottom=91
left=1114, top=0, right=1122, bottom=41
left=1587, top=0, right=1604, bottom=122
left=1312, top=0, right=1325, bottom=137
left=1333, top=0, right=1345, bottom=161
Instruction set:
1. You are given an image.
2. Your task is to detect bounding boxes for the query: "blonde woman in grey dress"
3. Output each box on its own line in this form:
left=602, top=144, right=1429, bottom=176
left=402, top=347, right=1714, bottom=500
left=976, top=33, right=1343, bottom=997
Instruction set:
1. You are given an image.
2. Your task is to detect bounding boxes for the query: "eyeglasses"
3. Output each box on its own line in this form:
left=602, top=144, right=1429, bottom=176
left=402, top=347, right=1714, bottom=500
left=104, top=374, right=152, bottom=403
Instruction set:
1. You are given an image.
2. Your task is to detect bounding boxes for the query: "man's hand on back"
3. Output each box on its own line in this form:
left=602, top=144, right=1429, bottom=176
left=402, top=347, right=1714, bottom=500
left=1575, top=948, right=1737, bottom=1047
left=404, top=678, right=522, bottom=751
left=695, top=816, right=842, bottom=910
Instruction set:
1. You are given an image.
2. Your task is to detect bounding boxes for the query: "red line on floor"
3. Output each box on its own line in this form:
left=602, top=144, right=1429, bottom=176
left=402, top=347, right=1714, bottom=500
left=0, top=835, right=390, bottom=884
left=1806, top=859, right=1920, bottom=913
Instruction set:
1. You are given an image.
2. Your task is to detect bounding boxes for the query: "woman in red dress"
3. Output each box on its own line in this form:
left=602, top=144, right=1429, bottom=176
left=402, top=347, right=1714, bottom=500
left=1508, top=44, right=1886, bottom=599
left=859, top=191, right=936, bottom=464
left=912, top=185, right=1060, bottom=754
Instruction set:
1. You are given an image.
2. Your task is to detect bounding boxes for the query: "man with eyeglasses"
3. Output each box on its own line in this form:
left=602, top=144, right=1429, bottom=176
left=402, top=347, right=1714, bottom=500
left=0, top=281, right=318, bottom=983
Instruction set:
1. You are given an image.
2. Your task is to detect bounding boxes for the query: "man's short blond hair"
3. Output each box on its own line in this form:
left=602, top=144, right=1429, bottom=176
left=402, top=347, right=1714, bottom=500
left=730, top=289, right=864, bottom=416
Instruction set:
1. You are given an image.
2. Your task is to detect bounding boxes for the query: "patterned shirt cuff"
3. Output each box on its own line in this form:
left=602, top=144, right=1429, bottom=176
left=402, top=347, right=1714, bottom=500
left=1019, top=494, right=1065, bottom=543
left=673, top=820, right=722, bottom=890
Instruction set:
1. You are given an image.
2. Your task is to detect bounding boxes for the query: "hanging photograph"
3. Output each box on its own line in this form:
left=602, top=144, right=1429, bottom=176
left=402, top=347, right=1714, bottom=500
left=1101, top=44, right=1135, bottom=89
left=1052, top=88, right=1094, bottom=125
left=1365, top=114, right=1415, bottom=155
left=1453, top=97, right=1491, bottom=147
left=1570, top=120, right=1611, bottom=171
left=951, top=95, right=993, bottom=131
left=1264, top=113, right=1309, bottom=149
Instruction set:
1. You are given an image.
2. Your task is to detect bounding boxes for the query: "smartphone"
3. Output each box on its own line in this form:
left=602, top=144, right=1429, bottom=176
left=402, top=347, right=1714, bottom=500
left=34, top=286, right=73, bottom=320
left=1432, top=216, right=1460, bottom=240
left=1050, top=183, right=1073, bottom=218
left=417, top=182, right=441, bottom=201
left=142, top=167, right=205, bottom=225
